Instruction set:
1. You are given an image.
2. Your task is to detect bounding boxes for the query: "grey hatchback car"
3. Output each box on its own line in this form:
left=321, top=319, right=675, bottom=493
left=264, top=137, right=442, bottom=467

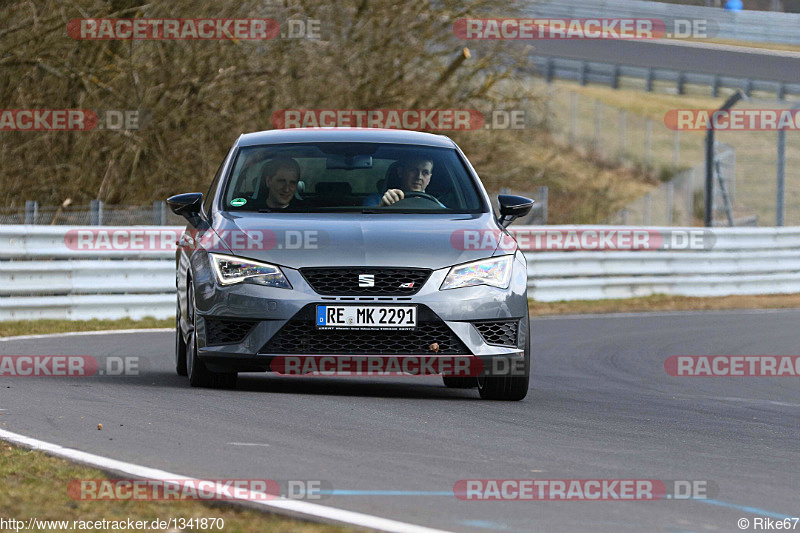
left=168, top=128, right=533, bottom=400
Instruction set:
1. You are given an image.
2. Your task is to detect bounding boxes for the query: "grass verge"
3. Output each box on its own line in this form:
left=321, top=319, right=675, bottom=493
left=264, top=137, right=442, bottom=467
left=0, top=444, right=351, bottom=533
left=0, top=318, right=173, bottom=338
left=682, top=37, right=800, bottom=54
left=2, top=294, right=799, bottom=338
left=530, top=293, right=800, bottom=316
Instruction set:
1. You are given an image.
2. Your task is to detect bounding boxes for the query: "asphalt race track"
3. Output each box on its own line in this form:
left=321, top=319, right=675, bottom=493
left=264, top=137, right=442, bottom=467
left=1, top=309, right=798, bottom=532
left=523, top=39, right=800, bottom=84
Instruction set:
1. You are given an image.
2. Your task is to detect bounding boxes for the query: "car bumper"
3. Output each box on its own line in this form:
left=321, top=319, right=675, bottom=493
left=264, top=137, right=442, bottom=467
left=190, top=252, right=529, bottom=373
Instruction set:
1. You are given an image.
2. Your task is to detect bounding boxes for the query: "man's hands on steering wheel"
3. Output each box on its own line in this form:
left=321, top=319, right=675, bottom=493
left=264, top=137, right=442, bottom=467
left=380, top=189, right=444, bottom=208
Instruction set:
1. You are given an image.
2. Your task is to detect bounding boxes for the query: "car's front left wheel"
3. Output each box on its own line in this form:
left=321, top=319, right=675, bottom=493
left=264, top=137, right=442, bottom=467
left=477, top=318, right=530, bottom=401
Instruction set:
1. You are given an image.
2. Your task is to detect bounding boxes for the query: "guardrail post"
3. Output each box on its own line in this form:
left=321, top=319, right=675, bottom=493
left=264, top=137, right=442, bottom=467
left=745, top=79, right=753, bottom=97
left=777, top=128, right=786, bottom=226
left=545, top=57, right=555, bottom=83
left=777, top=83, right=786, bottom=100
left=712, top=76, right=721, bottom=97
left=612, top=65, right=620, bottom=89
left=90, top=199, right=103, bottom=226
left=677, top=72, right=686, bottom=95
left=538, top=186, right=548, bottom=224
left=24, top=200, right=38, bottom=225
left=646, top=68, right=654, bottom=92
left=687, top=168, right=696, bottom=224
left=579, top=61, right=588, bottom=86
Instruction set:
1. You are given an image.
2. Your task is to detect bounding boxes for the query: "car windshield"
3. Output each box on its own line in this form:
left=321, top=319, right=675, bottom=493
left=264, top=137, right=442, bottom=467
left=222, top=142, right=485, bottom=213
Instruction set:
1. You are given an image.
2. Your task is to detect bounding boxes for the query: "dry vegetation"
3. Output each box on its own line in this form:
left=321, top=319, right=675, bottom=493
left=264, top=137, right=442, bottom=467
left=0, top=444, right=351, bottom=533
left=0, top=0, right=659, bottom=223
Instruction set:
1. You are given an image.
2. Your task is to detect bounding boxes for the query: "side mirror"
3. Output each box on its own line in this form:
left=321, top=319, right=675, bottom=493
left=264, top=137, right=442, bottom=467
left=167, top=192, right=203, bottom=226
left=498, top=194, right=534, bottom=228
left=167, top=192, right=202, bottom=216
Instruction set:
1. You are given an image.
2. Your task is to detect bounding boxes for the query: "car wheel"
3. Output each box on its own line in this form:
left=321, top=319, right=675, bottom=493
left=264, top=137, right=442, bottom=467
left=477, top=317, right=530, bottom=401
left=442, top=376, right=477, bottom=388
left=186, top=281, right=238, bottom=389
left=175, top=300, right=188, bottom=376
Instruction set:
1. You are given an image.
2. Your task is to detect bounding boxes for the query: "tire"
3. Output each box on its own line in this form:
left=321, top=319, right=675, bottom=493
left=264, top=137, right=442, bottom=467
left=478, top=317, right=530, bottom=401
left=442, top=376, right=477, bottom=388
left=186, top=281, right=238, bottom=389
left=175, top=300, right=188, bottom=376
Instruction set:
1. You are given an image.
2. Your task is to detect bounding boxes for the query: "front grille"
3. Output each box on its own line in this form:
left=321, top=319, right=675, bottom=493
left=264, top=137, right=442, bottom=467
left=300, top=267, right=431, bottom=296
left=205, top=318, right=257, bottom=346
left=473, top=320, right=518, bottom=347
left=261, top=305, right=469, bottom=355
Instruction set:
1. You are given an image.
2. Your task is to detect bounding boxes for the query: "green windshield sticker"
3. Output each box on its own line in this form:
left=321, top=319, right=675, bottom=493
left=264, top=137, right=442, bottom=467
left=231, top=198, right=247, bottom=207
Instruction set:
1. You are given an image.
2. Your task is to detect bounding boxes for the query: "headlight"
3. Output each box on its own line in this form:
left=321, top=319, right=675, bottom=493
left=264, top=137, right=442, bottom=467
left=440, top=255, right=514, bottom=291
left=210, top=253, right=291, bottom=288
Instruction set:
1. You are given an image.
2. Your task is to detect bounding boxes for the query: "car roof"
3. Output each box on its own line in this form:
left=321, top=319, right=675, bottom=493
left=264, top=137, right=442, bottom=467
left=237, top=128, right=457, bottom=148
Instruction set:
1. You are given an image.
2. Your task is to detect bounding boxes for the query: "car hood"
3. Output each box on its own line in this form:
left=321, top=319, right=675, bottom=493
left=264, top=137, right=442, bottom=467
left=211, top=212, right=513, bottom=270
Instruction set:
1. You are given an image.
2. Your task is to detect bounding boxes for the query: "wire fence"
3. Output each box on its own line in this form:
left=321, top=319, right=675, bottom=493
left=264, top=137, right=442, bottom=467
left=542, top=82, right=800, bottom=226
left=0, top=201, right=186, bottom=226
left=528, top=0, right=800, bottom=45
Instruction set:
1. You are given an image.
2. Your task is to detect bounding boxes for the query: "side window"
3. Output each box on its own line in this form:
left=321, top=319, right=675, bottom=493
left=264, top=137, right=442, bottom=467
left=203, top=148, right=232, bottom=216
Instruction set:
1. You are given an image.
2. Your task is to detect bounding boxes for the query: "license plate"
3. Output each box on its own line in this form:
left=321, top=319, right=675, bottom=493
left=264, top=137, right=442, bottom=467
left=316, top=305, right=417, bottom=330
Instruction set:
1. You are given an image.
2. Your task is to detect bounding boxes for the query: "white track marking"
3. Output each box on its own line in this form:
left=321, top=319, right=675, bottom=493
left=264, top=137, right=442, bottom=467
left=0, top=428, right=452, bottom=533
left=647, top=38, right=800, bottom=59
left=228, top=442, right=271, bottom=447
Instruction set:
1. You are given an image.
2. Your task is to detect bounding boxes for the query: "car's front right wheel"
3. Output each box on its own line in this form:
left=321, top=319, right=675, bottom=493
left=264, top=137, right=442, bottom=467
left=185, top=281, right=238, bottom=389
left=175, top=300, right=188, bottom=377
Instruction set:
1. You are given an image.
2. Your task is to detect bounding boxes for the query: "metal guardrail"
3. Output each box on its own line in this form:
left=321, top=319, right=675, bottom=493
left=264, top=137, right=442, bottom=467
left=528, top=0, right=800, bottom=45
left=519, top=225, right=800, bottom=301
left=1, top=225, right=799, bottom=319
left=532, top=56, right=800, bottom=99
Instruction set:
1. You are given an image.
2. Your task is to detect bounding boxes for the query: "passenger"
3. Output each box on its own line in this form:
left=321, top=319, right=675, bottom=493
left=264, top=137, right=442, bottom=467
left=263, top=156, right=301, bottom=210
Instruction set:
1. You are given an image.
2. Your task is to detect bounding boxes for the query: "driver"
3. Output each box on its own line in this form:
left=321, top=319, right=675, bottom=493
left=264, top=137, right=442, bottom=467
left=378, top=156, right=442, bottom=207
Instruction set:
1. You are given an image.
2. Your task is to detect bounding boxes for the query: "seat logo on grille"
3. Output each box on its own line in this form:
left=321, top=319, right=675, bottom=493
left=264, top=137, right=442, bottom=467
left=399, top=282, right=415, bottom=289
left=358, top=274, right=375, bottom=287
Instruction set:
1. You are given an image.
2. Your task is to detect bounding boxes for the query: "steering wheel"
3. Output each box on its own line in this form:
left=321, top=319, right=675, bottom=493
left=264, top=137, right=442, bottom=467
left=384, top=191, right=444, bottom=208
